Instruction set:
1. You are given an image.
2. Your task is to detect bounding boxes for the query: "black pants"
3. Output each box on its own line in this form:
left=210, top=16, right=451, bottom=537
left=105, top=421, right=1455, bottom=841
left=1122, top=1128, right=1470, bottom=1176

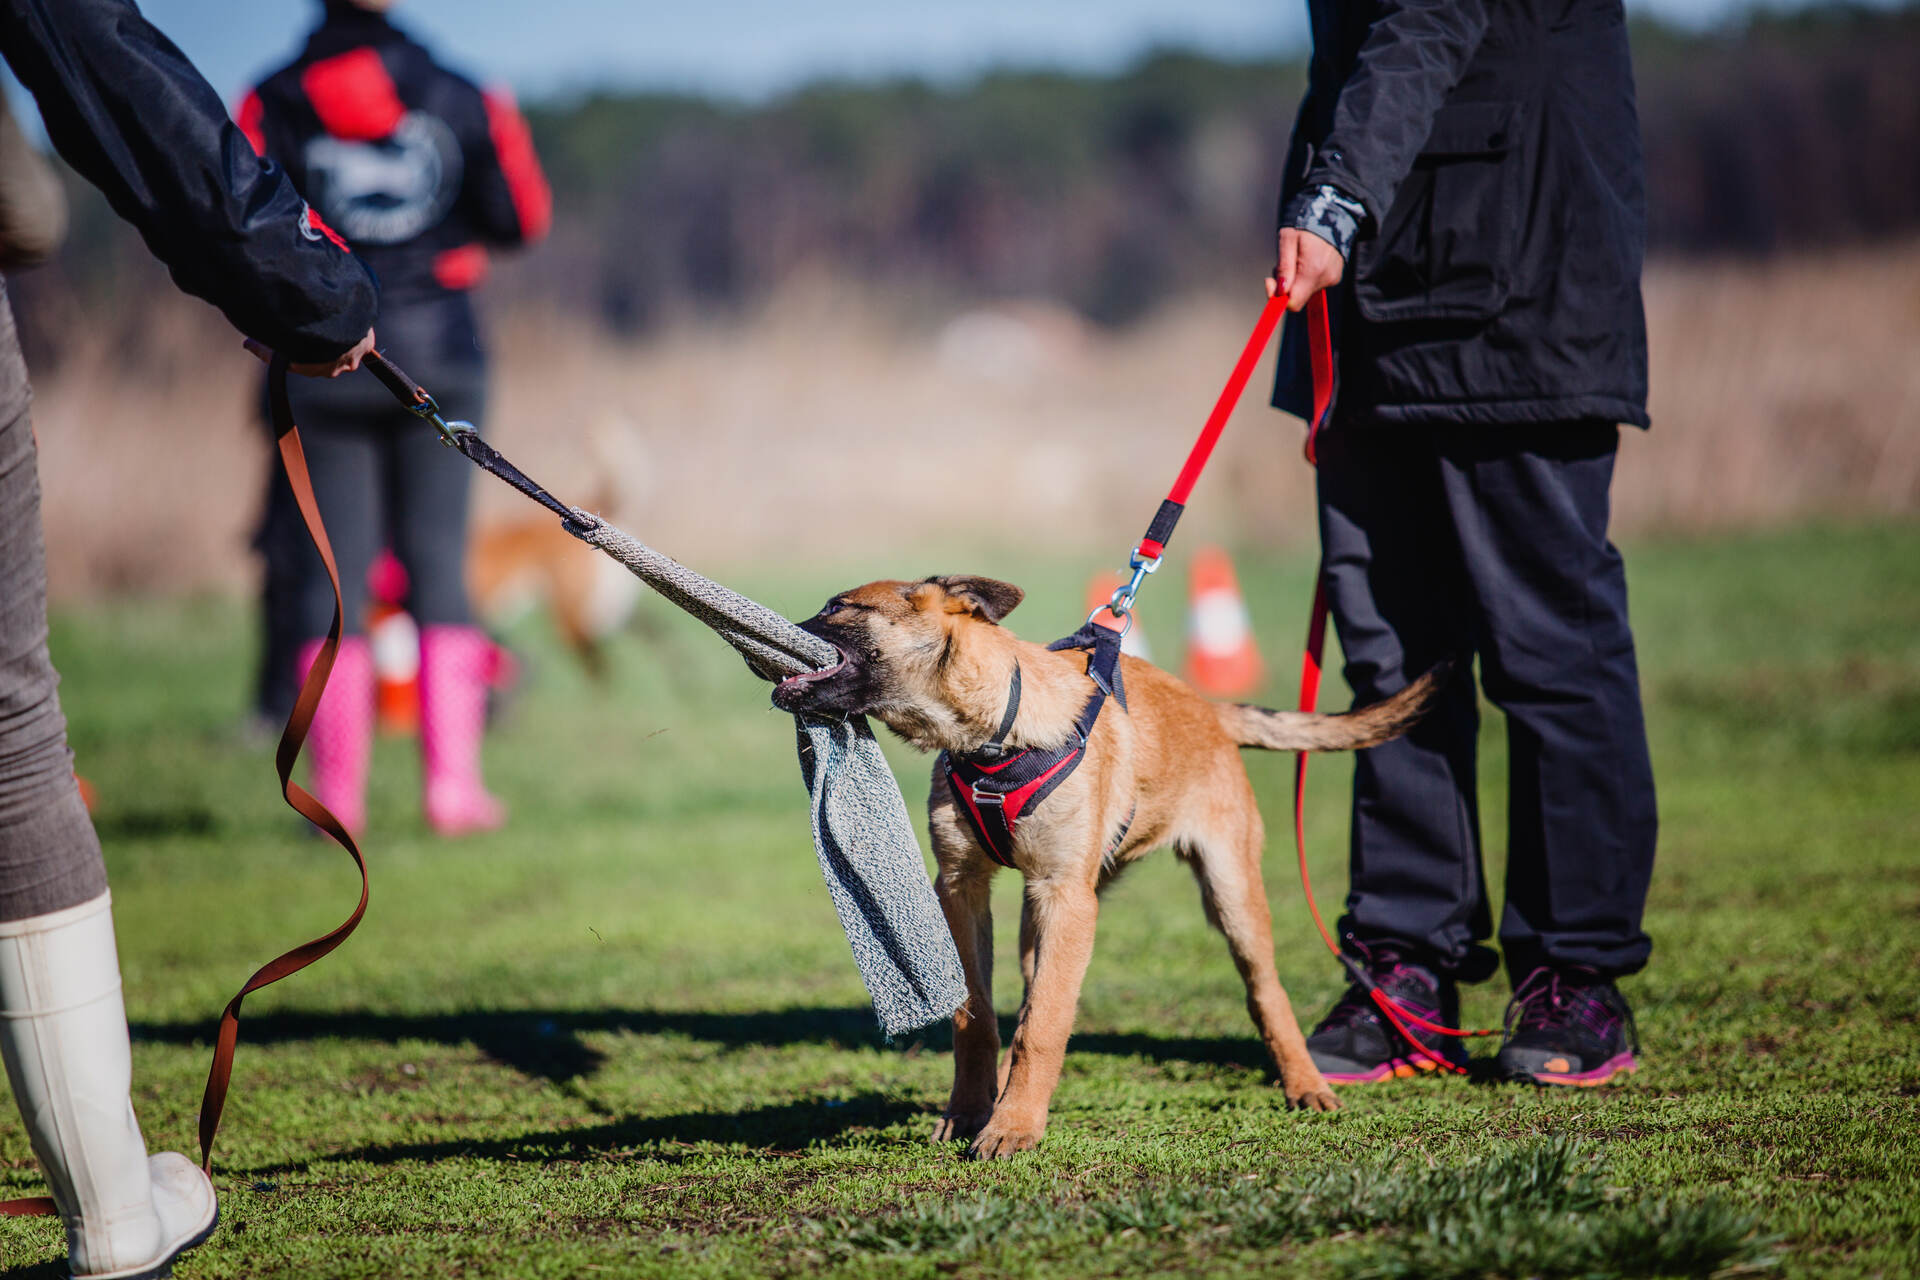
left=1315, top=420, right=1657, bottom=984
left=253, top=359, right=484, bottom=722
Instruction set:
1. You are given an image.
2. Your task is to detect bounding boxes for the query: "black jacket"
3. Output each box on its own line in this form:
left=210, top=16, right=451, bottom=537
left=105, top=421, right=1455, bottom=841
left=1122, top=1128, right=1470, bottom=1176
left=240, top=3, right=549, bottom=363
left=0, top=0, right=377, bottom=363
left=1272, top=0, right=1650, bottom=428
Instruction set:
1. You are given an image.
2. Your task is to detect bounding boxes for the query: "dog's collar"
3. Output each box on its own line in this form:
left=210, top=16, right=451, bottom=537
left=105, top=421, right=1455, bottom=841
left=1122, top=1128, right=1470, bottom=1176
left=967, top=662, right=1022, bottom=762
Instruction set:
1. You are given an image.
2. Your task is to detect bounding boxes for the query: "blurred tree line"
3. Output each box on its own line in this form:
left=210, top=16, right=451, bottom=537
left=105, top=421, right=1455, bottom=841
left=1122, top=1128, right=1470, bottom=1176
left=12, top=2, right=1920, bottom=360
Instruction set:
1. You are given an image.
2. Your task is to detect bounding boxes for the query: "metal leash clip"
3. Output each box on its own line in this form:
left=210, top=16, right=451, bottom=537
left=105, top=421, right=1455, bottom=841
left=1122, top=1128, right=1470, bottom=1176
left=1089, top=550, right=1161, bottom=634
left=364, top=350, right=472, bottom=447
left=393, top=385, right=473, bottom=448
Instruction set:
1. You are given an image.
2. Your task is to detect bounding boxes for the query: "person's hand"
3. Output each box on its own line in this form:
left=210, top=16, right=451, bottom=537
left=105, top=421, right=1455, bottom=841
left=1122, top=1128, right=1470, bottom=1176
left=243, top=326, right=376, bottom=378
left=1265, top=228, right=1345, bottom=312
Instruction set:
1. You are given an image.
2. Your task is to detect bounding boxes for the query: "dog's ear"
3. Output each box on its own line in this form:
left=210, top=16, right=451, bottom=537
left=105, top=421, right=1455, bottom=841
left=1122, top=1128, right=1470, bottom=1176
left=925, top=575, right=1024, bottom=623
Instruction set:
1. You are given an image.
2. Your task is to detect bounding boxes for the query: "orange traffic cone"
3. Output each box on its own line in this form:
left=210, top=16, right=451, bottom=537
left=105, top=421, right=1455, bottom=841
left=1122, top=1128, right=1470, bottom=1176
left=369, top=602, right=421, bottom=735
left=366, top=549, right=419, bottom=734
left=1085, top=572, right=1154, bottom=662
left=1184, top=545, right=1264, bottom=696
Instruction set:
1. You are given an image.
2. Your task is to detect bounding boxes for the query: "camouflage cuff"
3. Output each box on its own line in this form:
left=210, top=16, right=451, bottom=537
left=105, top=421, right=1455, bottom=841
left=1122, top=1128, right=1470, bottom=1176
left=1283, top=184, right=1366, bottom=261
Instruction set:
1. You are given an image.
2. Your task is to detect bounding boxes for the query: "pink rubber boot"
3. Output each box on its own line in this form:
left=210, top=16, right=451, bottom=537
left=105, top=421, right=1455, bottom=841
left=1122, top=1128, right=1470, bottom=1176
left=295, top=636, right=374, bottom=836
left=419, top=625, right=507, bottom=836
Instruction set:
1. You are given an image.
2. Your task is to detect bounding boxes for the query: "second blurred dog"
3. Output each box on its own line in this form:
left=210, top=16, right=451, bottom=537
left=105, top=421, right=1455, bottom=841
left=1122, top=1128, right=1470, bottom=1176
left=468, top=416, right=649, bottom=678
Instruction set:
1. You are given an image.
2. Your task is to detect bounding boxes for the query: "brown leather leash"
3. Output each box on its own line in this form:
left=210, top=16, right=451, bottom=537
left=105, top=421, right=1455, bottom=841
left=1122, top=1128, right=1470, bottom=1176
left=1, top=356, right=368, bottom=1221
left=0, top=1193, right=55, bottom=1217
left=196, top=356, right=370, bottom=1173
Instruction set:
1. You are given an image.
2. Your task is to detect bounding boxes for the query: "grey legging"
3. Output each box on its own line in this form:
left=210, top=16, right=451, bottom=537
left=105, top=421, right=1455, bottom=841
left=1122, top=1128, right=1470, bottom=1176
left=0, top=279, right=107, bottom=922
left=268, top=360, right=485, bottom=644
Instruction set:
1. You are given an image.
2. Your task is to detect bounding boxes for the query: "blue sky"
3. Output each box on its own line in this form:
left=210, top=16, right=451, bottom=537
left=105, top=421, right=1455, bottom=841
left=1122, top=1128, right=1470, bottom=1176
left=113, top=0, right=1890, bottom=106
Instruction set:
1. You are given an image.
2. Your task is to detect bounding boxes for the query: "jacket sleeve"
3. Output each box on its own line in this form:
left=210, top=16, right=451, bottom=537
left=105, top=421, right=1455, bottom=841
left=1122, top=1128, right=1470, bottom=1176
left=465, top=84, right=551, bottom=247
left=0, top=0, right=377, bottom=363
left=1277, top=84, right=1318, bottom=213
left=1300, top=0, right=1490, bottom=231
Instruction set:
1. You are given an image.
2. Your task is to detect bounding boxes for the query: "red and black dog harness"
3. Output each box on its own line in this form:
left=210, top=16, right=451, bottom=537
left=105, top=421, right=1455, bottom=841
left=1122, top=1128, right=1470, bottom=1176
left=941, top=623, right=1130, bottom=869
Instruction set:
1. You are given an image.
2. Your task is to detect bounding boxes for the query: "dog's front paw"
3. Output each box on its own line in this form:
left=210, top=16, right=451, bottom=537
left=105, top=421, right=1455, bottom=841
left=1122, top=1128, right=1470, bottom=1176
left=931, top=1111, right=990, bottom=1144
left=966, top=1119, right=1043, bottom=1160
left=1285, top=1083, right=1340, bottom=1113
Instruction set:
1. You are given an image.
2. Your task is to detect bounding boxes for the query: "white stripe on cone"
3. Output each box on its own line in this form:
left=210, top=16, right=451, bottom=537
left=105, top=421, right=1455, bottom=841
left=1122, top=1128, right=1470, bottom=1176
left=1184, top=545, right=1263, bottom=696
left=370, top=607, right=421, bottom=681
left=1189, top=589, right=1251, bottom=656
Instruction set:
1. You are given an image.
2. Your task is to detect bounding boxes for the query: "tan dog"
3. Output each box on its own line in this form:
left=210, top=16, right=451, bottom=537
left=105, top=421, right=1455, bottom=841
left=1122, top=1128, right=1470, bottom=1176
left=468, top=417, right=649, bottom=678
left=468, top=511, right=642, bottom=678
left=772, top=575, right=1445, bottom=1160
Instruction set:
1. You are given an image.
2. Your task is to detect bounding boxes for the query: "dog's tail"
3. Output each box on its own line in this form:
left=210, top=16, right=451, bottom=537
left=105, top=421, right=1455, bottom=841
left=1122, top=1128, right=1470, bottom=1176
left=1215, top=660, right=1453, bottom=753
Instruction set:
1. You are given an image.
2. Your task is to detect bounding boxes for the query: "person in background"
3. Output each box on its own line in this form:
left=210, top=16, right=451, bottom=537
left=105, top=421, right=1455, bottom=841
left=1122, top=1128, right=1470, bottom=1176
left=0, top=1, right=377, bottom=1274
left=1266, top=0, right=1658, bottom=1087
left=242, top=0, right=550, bottom=836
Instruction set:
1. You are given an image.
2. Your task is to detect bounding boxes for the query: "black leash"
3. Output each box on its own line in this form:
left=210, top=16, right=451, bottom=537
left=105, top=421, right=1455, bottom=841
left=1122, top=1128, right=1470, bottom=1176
left=363, top=351, right=588, bottom=533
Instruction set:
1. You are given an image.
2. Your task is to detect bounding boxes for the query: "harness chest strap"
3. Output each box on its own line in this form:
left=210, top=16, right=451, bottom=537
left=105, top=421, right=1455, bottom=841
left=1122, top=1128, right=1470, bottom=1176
left=942, top=623, right=1127, bottom=869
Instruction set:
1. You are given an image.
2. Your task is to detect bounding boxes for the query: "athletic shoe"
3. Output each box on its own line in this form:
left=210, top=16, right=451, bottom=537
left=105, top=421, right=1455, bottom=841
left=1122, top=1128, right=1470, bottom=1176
left=1497, top=966, right=1640, bottom=1086
left=1305, top=943, right=1469, bottom=1083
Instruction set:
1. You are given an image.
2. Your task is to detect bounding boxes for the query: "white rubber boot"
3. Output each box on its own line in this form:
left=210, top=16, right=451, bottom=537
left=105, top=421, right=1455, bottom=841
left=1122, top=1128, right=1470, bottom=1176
left=0, top=892, right=217, bottom=1279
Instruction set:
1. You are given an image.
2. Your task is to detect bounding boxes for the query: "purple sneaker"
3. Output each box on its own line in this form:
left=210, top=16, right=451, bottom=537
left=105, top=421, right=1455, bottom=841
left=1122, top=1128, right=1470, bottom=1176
left=1305, top=945, right=1469, bottom=1084
left=1497, top=967, right=1641, bottom=1087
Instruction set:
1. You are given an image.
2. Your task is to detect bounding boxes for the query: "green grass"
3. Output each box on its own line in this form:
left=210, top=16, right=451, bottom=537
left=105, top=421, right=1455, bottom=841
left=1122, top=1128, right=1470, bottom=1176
left=4, top=522, right=1918, bottom=1279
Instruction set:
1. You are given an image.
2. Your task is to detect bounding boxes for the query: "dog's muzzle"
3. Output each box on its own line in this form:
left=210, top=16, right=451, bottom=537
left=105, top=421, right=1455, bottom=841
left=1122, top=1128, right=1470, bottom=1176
left=771, top=645, right=851, bottom=710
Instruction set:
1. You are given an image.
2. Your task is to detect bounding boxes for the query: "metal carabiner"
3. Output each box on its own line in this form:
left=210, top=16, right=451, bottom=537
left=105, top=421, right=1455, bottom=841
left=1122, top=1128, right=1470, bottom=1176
left=1101, top=550, right=1162, bottom=621
left=394, top=385, right=470, bottom=447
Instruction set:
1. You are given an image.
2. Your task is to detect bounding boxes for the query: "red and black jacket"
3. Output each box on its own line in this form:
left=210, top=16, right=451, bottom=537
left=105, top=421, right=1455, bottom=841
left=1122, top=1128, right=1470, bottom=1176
left=239, top=2, right=549, bottom=333
left=0, top=0, right=377, bottom=363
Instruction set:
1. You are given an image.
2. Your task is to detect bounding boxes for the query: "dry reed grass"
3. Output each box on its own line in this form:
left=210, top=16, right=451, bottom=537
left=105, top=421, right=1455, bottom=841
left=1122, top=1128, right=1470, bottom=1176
left=24, top=241, right=1920, bottom=600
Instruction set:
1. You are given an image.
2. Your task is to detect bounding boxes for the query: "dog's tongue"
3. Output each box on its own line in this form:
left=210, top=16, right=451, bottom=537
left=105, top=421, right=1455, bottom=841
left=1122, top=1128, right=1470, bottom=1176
left=775, top=646, right=850, bottom=696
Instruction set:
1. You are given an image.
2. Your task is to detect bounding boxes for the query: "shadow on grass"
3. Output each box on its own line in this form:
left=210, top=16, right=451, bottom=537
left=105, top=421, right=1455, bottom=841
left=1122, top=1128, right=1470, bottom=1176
left=130, top=1006, right=1271, bottom=1085
left=0, top=1264, right=63, bottom=1280
left=245, top=1090, right=925, bottom=1177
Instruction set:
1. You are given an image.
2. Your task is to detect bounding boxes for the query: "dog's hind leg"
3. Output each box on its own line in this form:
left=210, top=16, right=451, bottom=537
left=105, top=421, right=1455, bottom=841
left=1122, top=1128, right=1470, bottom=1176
left=1182, top=805, right=1339, bottom=1113
left=970, top=875, right=1100, bottom=1160
left=932, top=853, right=1001, bottom=1145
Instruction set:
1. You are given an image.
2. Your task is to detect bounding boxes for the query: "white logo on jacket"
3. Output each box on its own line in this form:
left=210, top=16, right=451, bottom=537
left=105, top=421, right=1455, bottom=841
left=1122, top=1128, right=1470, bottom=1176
left=304, top=111, right=462, bottom=246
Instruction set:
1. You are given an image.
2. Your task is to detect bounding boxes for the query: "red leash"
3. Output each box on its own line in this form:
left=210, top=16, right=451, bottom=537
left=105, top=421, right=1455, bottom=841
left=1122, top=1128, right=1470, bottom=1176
left=1290, top=293, right=1496, bottom=1070
left=1096, top=294, right=1287, bottom=625
left=1104, top=287, right=1492, bottom=1075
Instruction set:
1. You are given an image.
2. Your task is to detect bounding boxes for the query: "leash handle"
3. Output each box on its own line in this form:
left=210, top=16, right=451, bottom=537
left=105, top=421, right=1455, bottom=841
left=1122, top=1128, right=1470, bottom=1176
left=197, top=357, right=372, bottom=1173
left=1303, top=287, right=1334, bottom=465
left=363, top=349, right=430, bottom=409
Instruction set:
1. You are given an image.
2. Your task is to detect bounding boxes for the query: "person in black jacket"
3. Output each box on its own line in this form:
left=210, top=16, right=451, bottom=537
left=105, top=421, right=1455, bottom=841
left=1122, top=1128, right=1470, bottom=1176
left=243, top=0, right=551, bottom=838
left=0, top=2, right=377, bottom=1273
left=1267, top=0, right=1657, bottom=1088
